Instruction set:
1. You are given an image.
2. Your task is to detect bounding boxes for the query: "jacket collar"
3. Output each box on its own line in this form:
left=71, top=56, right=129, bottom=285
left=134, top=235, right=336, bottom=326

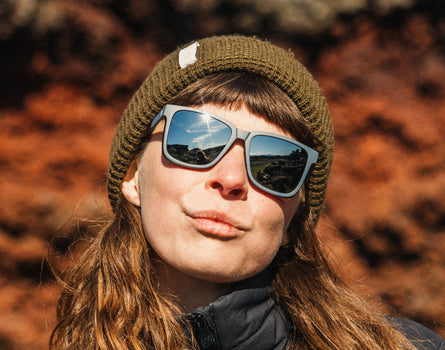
left=186, top=269, right=290, bottom=350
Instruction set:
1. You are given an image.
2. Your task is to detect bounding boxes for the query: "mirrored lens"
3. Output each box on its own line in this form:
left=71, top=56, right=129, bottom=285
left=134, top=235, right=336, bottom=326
left=166, top=111, right=232, bottom=165
left=249, top=135, right=308, bottom=194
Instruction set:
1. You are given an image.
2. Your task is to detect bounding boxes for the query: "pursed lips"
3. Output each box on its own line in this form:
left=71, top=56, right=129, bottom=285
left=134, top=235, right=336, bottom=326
left=185, top=209, right=249, bottom=239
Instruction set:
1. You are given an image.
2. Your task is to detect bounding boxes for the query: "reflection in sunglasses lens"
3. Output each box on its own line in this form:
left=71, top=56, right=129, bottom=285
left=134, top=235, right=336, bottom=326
left=166, top=111, right=231, bottom=165
left=250, top=135, right=308, bottom=194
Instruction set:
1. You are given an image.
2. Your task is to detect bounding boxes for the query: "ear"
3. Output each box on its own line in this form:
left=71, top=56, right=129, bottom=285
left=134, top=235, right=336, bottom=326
left=121, top=161, right=141, bottom=207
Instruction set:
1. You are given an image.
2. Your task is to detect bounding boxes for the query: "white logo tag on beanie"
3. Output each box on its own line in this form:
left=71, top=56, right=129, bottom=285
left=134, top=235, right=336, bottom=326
left=179, top=42, right=200, bottom=68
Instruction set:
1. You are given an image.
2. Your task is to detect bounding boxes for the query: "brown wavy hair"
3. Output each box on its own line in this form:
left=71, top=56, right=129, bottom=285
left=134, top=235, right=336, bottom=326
left=50, top=72, right=416, bottom=349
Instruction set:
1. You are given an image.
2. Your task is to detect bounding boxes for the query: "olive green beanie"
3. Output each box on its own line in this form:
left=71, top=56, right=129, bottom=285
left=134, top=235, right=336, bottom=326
left=107, top=35, right=334, bottom=224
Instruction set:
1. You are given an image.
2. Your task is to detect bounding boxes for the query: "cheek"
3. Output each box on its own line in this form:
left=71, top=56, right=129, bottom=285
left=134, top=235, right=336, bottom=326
left=256, top=193, right=299, bottom=228
left=255, top=194, right=300, bottom=247
left=138, top=144, right=175, bottom=197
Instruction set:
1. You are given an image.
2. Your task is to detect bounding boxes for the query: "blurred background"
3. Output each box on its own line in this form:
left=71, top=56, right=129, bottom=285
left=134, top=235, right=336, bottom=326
left=1, top=0, right=444, bottom=349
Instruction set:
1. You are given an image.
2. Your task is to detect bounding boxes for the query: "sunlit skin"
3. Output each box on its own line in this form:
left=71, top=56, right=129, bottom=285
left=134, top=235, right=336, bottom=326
left=122, top=104, right=301, bottom=311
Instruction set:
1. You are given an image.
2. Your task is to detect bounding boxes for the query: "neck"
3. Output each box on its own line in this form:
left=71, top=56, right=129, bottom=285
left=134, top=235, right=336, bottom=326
left=153, top=260, right=231, bottom=313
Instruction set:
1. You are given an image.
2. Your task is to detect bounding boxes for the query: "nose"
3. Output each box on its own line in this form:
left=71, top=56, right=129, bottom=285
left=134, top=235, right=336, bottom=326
left=205, top=142, right=249, bottom=199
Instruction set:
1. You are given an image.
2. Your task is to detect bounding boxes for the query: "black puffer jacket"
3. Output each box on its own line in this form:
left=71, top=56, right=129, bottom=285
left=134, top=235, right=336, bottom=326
left=187, top=270, right=445, bottom=350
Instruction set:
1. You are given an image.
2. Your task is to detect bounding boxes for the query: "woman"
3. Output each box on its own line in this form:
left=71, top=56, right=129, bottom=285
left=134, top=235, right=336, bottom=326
left=50, top=35, right=445, bottom=349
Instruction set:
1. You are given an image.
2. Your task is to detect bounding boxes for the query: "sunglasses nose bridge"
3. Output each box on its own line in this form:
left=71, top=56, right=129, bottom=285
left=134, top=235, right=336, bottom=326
left=235, top=128, right=250, bottom=142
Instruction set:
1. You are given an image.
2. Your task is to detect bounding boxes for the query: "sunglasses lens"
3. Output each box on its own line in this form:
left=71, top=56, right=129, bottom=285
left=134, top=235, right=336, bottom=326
left=250, top=135, right=309, bottom=194
left=166, top=111, right=232, bottom=166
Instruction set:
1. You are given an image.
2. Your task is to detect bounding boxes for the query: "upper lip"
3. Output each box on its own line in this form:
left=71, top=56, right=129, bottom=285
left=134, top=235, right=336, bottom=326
left=186, top=209, right=250, bottom=231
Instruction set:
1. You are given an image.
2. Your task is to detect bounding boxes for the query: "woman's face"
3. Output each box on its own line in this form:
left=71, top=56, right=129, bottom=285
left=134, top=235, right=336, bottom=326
left=123, top=104, right=301, bottom=284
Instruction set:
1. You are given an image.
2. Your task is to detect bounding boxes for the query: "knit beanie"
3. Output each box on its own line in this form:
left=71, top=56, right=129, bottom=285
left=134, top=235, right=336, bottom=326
left=107, top=35, right=334, bottom=224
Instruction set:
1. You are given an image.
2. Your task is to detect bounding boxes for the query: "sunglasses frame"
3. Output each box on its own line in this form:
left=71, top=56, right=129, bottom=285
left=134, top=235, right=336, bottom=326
left=150, top=104, right=318, bottom=197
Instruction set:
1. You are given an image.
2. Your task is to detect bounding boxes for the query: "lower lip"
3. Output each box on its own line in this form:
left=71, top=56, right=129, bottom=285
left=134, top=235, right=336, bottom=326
left=189, top=217, right=243, bottom=239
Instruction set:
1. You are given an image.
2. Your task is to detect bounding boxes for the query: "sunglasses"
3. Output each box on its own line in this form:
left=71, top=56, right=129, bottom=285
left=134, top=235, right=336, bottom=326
left=150, top=105, right=318, bottom=197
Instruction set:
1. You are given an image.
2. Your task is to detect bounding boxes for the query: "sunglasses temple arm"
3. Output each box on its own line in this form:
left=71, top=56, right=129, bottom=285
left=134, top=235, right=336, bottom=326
left=150, top=107, right=166, bottom=129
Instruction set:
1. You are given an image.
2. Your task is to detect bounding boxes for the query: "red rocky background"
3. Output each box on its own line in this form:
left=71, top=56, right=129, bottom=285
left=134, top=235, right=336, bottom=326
left=1, top=1, right=444, bottom=349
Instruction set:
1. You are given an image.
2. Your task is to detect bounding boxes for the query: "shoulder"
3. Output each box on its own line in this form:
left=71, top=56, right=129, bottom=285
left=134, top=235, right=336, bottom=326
left=387, top=317, right=445, bottom=350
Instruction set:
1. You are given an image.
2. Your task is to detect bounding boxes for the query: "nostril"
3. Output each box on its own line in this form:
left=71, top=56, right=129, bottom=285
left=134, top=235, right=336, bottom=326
left=210, top=182, right=244, bottom=197
left=211, top=182, right=222, bottom=189
left=230, top=189, right=242, bottom=197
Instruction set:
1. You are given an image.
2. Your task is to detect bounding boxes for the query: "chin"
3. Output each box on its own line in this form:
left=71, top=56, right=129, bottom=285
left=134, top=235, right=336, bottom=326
left=190, top=267, right=262, bottom=284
